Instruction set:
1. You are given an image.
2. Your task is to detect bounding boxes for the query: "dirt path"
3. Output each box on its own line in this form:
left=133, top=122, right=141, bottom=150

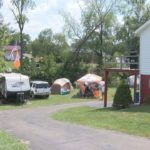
left=0, top=101, right=150, bottom=150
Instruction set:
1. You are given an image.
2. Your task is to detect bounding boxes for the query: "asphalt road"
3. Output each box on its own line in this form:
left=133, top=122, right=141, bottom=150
left=0, top=101, right=150, bottom=150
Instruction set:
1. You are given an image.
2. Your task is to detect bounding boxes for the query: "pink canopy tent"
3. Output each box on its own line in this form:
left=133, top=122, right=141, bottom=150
left=77, top=74, right=102, bottom=98
left=77, top=73, right=102, bottom=84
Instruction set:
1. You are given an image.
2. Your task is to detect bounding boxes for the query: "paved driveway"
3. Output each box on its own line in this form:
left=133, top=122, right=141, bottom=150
left=0, top=101, right=150, bottom=150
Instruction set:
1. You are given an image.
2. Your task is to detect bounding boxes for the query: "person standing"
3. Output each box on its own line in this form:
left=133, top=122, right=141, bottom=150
left=79, top=83, right=86, bottom=97
left=99, top=79, right=105, bottom=100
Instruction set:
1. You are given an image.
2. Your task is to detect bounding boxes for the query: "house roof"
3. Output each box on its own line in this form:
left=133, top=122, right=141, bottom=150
left=135, top=20, right=150, bottom=36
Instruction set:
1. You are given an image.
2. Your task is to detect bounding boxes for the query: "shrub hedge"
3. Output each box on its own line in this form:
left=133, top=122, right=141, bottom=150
left=113, top=83, right=132, bottom=109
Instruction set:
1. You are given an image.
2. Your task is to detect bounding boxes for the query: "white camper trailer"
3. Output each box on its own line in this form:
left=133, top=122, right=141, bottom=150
left=0, top=73, right=30, bottom=102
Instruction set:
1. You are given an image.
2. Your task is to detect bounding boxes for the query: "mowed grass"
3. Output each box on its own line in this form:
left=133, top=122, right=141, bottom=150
left=0, top=87, right=133, bottom=111
left=0, top=89, right=95, bottom=110
left=53, top=104, right=150, bottom=137
left=0, top=130, right=28, bottom=150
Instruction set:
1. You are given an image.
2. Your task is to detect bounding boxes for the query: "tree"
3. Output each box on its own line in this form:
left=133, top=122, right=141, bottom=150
left=52, top=33, right=70, bottom=63
left=38, top=28, right=53, bottom=42
left=0, top=22, right=11, bottom=46
left=80, top=0, right=117, bottom=72
left=28, top=28, right=71, bottom=82
left=116, top=0, right=150, bottom=53
left=30, top=29, right=54, bottom=57
left=62, top=0, right=117, bottom=72
left=11, top=0, right=35, bottom=68
left=113, top=83, right=132, bottom=109
left=0, top=0, right=14, bottom=72
left=0, top=0, right=11, bottom=47
left=0, top=23, right=12, bottom=72
left=41, top=54, right=58, bottom=84
left=30, top=29, right=70, bottom=62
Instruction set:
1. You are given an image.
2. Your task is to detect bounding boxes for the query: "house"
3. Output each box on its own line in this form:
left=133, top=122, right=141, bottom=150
left=4, top=45, right=21, bottom=61
left=135, top=20, right=150, bottom=103
left=23, top=53, right=33, bottom=60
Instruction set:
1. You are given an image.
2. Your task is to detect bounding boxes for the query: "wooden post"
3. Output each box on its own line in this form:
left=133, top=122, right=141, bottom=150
left=134, top=74, right=137, bottom=103
left=104, top=70, right=108, bottom=107
left=120, top=56, right=123, bottom=69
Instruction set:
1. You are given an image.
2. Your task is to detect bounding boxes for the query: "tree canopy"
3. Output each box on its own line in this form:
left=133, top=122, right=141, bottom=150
left=1, top=0, right=150, bottom=83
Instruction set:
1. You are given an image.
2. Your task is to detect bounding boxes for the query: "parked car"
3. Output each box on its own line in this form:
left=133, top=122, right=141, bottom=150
left=30, top=81, right=50, bottom=98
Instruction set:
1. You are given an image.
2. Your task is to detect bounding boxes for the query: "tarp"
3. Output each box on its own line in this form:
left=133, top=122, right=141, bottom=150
left=77, top=73, right=102, bottom=84
left=51, top=78, right=72, bottom=94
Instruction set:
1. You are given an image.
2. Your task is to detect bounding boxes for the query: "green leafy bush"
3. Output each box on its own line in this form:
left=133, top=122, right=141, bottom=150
left=113, top=83, right=132, bottom=109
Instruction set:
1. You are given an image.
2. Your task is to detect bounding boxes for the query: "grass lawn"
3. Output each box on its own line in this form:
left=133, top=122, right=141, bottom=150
left=0, top=130, right=28, bottom=150
left=0, top=89, right=94, bottom=111
left=53, top=104, right=150, bottom=137
left=107, top=87, right=117, bottom=101
left=0, top=87, right=133, bottom=111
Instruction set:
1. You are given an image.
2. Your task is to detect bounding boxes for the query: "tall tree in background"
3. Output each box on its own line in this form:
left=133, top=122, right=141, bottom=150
left=0, top=1, right=13, bottom=72
left=31, top=29, right=70, bottom=62
left=116, top=0, right=150, bottom=53
left=81, top=0, right=117, bottom=72
left=31, top=28, right=54, bottom=57
left=62, top=0, right=117, bottom=73
left=0, top=0, right=10, bottom=46
left=11, top=0, right=35, bottom=68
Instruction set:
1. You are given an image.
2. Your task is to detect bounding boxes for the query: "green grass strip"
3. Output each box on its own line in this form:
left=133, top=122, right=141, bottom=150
left=53, top=104, right=150, bottom=137
left=0, top=130, right=29, bottom=150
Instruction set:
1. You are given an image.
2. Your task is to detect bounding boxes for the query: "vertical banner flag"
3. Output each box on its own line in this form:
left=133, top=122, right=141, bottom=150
left=13, top=51, right=20, bottom=69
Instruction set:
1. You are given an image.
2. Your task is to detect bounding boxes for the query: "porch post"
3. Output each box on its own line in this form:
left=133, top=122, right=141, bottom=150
left=104, top=70, right=108, bottom=107
left=134, top=74, right=137, bottom=103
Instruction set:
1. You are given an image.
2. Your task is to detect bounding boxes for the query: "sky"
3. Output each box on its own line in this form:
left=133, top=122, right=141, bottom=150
left=1, top=0, right=150, bottom=41
left=1, top=0, right=83, bottom=40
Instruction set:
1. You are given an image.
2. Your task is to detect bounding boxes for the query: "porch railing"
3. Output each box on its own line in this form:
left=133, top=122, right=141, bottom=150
left=104, top=55, right=139, bottom=69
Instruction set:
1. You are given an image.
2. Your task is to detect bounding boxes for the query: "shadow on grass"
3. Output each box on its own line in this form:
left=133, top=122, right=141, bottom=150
left=72, top=94, right=97, bottom=100
left=0, top=100, right=25, bottom=107
left=29, top=96, right=49, bottom=101
left=72, top=94, right=86, bottom=99
left=0, top=97, right=29, bottom=106
left=90, top=104, right=150, bottom=113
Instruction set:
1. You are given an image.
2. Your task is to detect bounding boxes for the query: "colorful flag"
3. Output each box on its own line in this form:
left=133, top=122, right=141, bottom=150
left=13, top=51, right=20, bottom=69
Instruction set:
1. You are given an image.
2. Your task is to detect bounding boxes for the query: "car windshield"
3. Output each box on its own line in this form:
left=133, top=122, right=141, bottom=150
left=36, top=83, right=49, bottom=88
